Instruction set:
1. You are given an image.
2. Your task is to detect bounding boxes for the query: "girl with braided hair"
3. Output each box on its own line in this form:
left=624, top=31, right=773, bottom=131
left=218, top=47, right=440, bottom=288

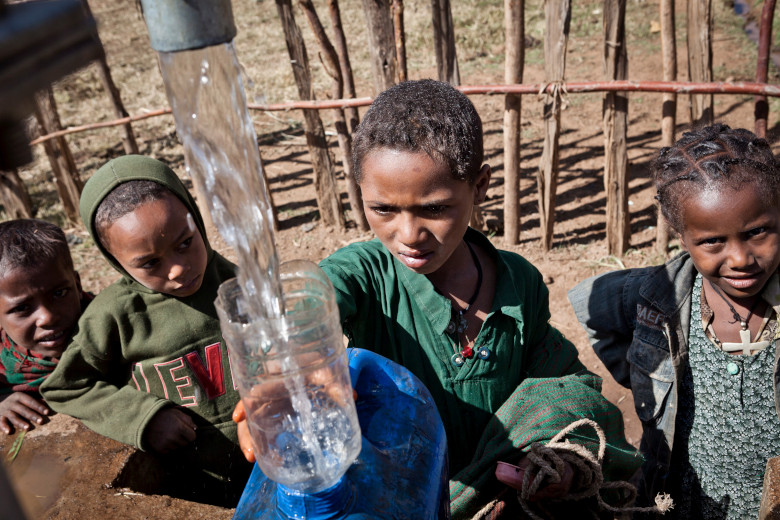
left=569, top=123, right=780, bottom=518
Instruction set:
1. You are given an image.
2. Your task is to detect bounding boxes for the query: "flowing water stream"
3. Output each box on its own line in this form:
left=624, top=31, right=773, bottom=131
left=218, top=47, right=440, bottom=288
left=158, top=43, right=283, bottom=325
left=158, top=43, right=359, bottom=492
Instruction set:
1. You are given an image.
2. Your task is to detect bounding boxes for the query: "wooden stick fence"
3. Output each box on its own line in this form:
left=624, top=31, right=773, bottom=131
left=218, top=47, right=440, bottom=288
left=10, top=0, right=780, bottom=255
left=29, top=81, right=780, bottom=148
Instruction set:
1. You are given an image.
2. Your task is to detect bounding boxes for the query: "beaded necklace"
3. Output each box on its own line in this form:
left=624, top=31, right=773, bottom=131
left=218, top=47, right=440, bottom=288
left=707, top=280, right=770, bottom=354
left=439, top=240, right=491, bottom=367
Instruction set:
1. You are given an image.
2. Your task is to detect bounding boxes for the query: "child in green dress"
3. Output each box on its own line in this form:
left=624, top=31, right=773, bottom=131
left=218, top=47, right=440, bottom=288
left=236, top=79, right=641, bottom=518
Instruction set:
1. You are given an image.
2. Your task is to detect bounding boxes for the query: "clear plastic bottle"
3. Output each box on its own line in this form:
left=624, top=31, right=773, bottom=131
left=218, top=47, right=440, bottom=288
left=216, top=260, right=362, bottom=493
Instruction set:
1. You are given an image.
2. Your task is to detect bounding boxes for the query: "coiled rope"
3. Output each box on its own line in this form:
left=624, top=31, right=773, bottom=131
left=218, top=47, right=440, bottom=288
left=476, top=418, right=674, bottom=519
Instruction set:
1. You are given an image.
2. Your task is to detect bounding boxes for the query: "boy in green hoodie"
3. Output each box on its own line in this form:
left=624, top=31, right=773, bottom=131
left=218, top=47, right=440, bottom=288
left=40, top=155, right=251, bottom=506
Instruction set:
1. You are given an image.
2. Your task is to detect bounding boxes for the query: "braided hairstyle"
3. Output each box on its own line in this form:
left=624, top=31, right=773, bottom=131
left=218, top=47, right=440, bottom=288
left=653, top=123, right=780, bottom=233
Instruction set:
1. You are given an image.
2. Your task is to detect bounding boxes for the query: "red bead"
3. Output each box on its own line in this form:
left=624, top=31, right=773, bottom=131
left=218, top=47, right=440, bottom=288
left=461, top=346, right=474, bottom=358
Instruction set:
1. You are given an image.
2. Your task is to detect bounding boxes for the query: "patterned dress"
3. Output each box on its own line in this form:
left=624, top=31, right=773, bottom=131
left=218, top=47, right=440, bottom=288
left=669, top=273, right=780, bottom=519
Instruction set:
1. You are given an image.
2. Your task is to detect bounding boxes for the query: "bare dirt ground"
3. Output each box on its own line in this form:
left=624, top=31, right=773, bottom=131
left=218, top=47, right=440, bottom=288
left=3, top=0, right=779, bottom=518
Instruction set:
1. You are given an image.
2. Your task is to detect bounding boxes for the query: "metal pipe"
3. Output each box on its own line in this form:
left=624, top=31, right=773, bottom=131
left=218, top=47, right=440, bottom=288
left=139, top=0, right=236, bottom=52
left=0, top=0, right=100, bottom=169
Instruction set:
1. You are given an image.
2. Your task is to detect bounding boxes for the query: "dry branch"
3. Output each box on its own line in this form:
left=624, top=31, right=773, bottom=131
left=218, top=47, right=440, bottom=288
left=327, top=0, right=360, bottom=133
left=392, top=0, right=407, bottom=82
left=298, top=0, right=368, bottom=231
left=29, top=82, right=780, bottom=146
left=687, top=0, right=713, bottom=126
left=431, top=0, right=459, bottom=85
left=33, top=88, right=82, bottom=222
left=602, top=0, right=630, bottom=256
left=0, top=169, right=33, bottom=219
left=503, top=0, right=524, bottom=245
left=656, top=0, right=676, bottom=253
left=755, top=0, right=776, bottom=138
left=536, top=0, right=570, bottom=251
left=275, top=0, right=345, bottom=229
left=361, top=0, right=396, bottom=93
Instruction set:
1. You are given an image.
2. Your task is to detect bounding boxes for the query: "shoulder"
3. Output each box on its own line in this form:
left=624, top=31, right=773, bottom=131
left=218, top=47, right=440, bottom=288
left=569, top=252, right=694, bottom=317
left=320, top=239, right=394, bottom=280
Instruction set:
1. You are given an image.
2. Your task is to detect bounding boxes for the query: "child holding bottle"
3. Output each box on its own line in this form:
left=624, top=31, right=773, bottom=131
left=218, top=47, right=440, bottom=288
left=236, top=79, right=641, bottom=518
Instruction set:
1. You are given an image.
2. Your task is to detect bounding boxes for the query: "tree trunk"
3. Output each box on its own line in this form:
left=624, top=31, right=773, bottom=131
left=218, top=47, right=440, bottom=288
left=603, top=0, right=630, bottom=256
left=275, top=0, right=345, bottom=229
left=657, top=0, right=676, bottom=253
left=536, top=0, right=570, bottom=251
left=431, top=0, right=460, bottom=85
left=687, top=0, right=713, bottom=126
left=503, top=0, right=524, bottom=245
left=361, top=0, right=397, bottom=94
left=33, top=88, right=82, bottom=222
left=299, top=0, right=368, bottom=231
left=0, top=169, right=33, bottom=219
left=328, top=0, right=360, bottom=133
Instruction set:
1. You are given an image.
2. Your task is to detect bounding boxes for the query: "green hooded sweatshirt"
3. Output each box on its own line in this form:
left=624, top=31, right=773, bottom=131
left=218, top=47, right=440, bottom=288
left=40, top=155, right=251, bottom=505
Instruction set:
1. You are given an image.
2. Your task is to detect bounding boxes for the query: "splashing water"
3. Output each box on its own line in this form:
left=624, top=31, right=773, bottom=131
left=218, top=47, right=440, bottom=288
left=158, top=43, right=282, bottom=323
left=158, top=44, right=360, bottom=492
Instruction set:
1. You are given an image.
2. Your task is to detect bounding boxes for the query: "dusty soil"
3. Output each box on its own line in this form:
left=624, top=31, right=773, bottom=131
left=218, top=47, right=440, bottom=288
left=3, top=0, right=779, bottom=518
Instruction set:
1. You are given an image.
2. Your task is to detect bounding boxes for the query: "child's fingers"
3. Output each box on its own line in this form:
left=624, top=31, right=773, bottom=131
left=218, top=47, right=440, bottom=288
left=1, top=395, right=47, bottom=429
left=0, top=416, right=13, bottom=435
left=3, top=411, right=33, bottom=433
left=232, top=400, right=246, bottom=423
left=236, top=415, right=256, bottom=463
left=12, top=393, right=50, bottom=419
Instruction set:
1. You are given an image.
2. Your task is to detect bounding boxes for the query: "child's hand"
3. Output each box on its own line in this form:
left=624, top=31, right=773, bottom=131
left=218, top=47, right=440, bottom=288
left=144, top=407, right=197, bottom=454
left=231, top=385, right=358, bottom=465
left=495, top=456, right=574, bottom=501
left=232, top=400, right=257, bottom=463
left=0, top=392, right=51, bottom=434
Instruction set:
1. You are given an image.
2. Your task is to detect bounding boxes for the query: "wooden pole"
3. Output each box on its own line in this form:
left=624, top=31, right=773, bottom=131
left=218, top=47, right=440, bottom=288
left=431, top=0, right=460, bottom=85
left=33, top=88, right=83, bottom=222
left=361, top=0, right=397, bottom=94
left=536, top=0, right=570, bottom=251
left=755, top=0, right=776, bottom=138
left=275, top=0, right=345, bottom=229
left=80, top=0, right=138, bottom=155
left=392, top=0, right=407, bottom=83
left=603, top=0, right=630, bottom=256
left=687, top=0, right=713, bottom=126
left=503, top=0, right=524, bottom=245
left=0, top=169, right=33, bottom=219
left=328, top=0, right=360, bottom=133
left=299, top=0, right=368, bottom=231
left=656, top=0, right=676, bottom=254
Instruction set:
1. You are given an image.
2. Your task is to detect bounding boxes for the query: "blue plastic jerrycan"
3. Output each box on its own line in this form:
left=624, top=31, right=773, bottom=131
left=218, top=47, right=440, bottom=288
left=232, top=347, right=450, bottom=519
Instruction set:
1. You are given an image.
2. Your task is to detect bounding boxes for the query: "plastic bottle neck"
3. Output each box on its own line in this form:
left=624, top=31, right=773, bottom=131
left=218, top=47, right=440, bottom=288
left=275, top=476, right=354, bottom=520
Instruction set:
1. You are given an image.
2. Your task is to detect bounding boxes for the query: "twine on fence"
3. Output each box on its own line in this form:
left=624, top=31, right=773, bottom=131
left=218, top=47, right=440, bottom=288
left=513, top=418, right=674, bottom=520
left=537, top=81, right=570, bottom=112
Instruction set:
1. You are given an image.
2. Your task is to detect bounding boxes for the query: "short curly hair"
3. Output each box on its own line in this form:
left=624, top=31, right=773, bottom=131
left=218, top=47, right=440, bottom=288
left=653, top=123, right=780, bottom=233
left=94, top=180, right=171, bottom=250
left=0, top=219, right=72, bottom=275
left=352, top=79, right=484, bottom=184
